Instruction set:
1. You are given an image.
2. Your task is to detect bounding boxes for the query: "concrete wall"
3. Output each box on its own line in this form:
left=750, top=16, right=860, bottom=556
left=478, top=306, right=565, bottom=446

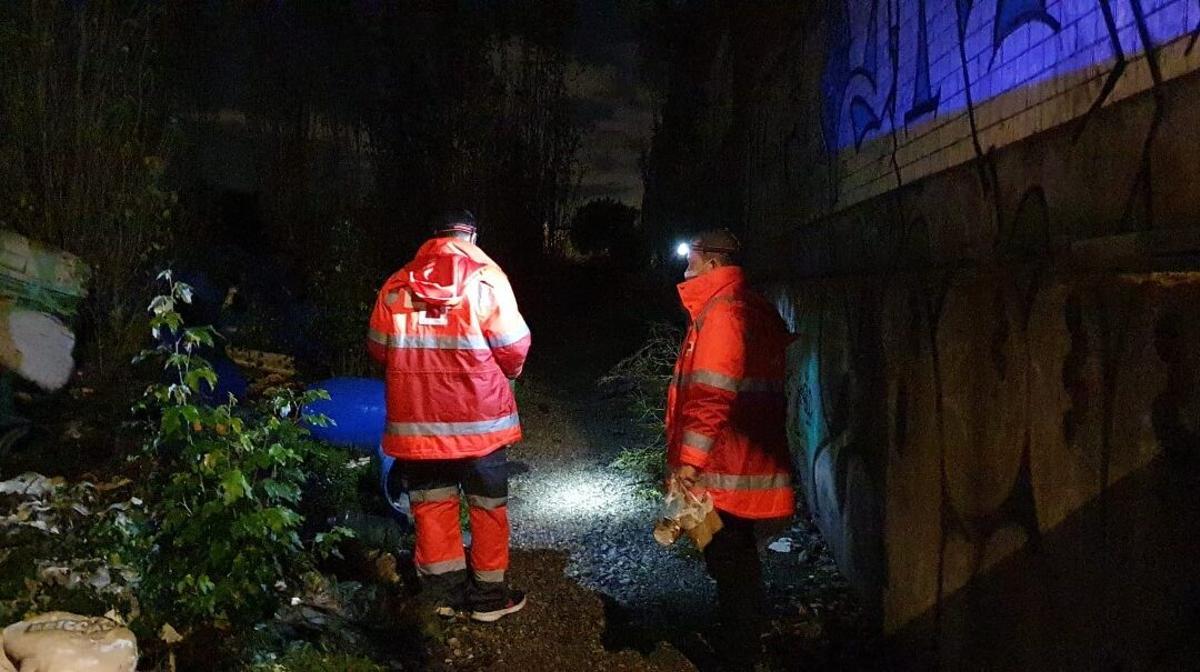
left=770, top=267, right=1200, bottom=668
left=645, top=1, right=1200, bottom=667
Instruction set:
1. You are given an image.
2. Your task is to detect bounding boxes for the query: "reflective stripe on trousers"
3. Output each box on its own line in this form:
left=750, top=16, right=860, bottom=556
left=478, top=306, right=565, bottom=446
left=403, top=447, right=511, bottom=583
left=417, top=557, right=468, bottom=576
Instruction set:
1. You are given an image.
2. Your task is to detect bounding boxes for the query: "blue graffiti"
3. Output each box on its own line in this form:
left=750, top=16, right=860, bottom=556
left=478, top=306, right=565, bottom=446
left=851, top=96, right=885, bottom=148
left=993, top=0, right=1061, bottom=55
left=956, top=0, right=975, bottom=36
left=849, top=0, right=882, bottom=90
left=824, top=0, right=1193, bottom=153
left=1188, top=4, right=1200, bottom=54
left=821, top=0, right=855, bottom=155
left=905, top=0, right=941, bottom=125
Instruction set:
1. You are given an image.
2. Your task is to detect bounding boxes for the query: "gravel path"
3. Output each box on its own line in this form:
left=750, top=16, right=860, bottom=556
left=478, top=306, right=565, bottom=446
left=431, top=273, right=876, bottom=671
left=507, top=384, right=716, bottom=622
left=497, top=376, right=874, bottom=671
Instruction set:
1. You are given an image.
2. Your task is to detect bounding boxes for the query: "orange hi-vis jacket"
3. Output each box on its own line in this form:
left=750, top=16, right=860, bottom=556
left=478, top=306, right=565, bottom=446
left=367, top=237, right=531, bottom=460
left=666, top=265, right=795, bottom=520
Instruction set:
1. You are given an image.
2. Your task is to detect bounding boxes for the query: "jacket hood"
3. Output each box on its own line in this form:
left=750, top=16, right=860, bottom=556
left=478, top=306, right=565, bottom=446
left=405, top=238, right=490, bottom=307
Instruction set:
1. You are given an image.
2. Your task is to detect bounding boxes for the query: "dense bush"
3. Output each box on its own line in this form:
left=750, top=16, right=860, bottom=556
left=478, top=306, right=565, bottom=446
left=133, top=273, right=354, bottom=632
left=0, top=1, right=584, bottom=381
left=0, top=0, right=177, bottom=375
left=569, top=198, right=641, bottom=259
left=601, top=322, right=681, bottom=491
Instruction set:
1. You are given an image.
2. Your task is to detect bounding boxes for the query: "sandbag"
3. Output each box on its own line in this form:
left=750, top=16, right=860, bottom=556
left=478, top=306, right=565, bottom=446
left=0, top=301, right=75, bottom=392
left=303, top=377, right=385, bottom=451
left=0, top=632, right=16, bottom=672
left=2, top=612, right=136, bottom=672
left=0, top=230, right=90, bottom=319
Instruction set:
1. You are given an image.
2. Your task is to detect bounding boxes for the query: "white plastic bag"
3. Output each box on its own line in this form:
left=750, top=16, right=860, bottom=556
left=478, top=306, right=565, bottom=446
left=653, top=477, right=723, bottom=548
left=2, top=612, right=137, bottom=672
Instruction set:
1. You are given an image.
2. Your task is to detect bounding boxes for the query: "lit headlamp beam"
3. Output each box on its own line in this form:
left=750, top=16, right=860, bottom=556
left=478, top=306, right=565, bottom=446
left=675, top=242, right=691, bottom=258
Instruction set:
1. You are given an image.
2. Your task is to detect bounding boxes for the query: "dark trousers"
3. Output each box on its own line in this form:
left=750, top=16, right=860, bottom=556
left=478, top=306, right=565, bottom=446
left=401, top=447, right=510, bottom=611
left=703, top=510, right=766, bottom=669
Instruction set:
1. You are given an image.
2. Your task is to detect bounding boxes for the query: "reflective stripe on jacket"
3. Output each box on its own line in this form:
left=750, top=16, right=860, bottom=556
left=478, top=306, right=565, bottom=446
left=666, top=265, right=795, bottom=519
left=368, top=237, right=530, bottom=460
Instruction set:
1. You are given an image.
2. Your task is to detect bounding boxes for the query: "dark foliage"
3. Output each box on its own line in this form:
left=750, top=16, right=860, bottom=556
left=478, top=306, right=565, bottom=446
left=569, top=197, right=640, bottom=258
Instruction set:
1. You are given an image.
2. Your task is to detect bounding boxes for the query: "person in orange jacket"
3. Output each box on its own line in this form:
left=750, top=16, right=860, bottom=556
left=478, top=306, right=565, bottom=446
left=667, top=229, right=795, bottom=669
left=367, top=210, right=530, bottom=622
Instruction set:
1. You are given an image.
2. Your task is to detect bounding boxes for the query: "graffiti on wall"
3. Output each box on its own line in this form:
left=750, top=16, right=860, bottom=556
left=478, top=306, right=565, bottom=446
left=821, top=0, right=1197, bottom=154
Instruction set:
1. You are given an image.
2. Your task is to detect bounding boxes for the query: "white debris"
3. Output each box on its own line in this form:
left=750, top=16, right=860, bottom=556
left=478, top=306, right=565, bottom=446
left=0, top=473, right=61, bottom=497
left=768, top=537, right=795, bottom=553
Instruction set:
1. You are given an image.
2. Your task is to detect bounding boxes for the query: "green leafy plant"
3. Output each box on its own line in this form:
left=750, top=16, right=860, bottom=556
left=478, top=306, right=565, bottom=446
left=134, top=271, right=353, bottom=632
left=248, top=645, right=386, bottom=672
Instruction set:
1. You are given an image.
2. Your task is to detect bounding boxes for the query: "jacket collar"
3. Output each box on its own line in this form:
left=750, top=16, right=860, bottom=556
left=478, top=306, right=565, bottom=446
left=677, top=265, right=745, bottom=320
left=414, top=236, right=497, bottom=266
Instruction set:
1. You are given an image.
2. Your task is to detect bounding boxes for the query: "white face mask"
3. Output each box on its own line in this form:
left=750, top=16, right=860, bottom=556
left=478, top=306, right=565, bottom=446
left=683, top=254, right=709, bottom=280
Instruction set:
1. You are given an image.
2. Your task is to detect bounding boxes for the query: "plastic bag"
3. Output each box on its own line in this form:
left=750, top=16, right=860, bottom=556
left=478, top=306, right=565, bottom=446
left=653, top=477, right=724, bottom=550
left=2, top=612, right=137, bottom=672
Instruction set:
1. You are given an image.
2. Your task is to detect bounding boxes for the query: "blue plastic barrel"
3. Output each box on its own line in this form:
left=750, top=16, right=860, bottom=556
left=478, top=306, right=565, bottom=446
left=377, top=445, right=413, bottom=527
left=303, top=377, right=386, bottom=451
left=304, top=377, right=411, bottom=528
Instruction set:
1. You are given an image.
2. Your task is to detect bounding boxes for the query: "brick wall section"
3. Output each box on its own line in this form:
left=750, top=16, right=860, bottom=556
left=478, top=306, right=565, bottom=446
left=830, top=0, right=1200, bottom=213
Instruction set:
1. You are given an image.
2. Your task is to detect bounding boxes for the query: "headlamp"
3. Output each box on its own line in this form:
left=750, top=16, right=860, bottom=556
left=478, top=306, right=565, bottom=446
left=675, top=242, right=691, bottom=258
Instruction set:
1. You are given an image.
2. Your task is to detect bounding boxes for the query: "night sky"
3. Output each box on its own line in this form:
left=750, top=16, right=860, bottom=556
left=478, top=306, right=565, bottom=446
left=567, top=0, right=654, bottom=207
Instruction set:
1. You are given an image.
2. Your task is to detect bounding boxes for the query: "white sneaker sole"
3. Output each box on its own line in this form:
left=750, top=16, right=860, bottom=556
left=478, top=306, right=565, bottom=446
left=470, top=594, right=527, bottom=623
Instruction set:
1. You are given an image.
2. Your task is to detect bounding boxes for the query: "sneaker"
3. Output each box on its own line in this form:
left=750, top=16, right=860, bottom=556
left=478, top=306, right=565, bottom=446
left=470, top=591, right=527, bottom=623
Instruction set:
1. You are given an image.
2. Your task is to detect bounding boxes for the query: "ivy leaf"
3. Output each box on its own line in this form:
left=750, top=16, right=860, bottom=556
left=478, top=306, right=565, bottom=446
left=179, top=405, right=201, bottom=424
left=185, top=367, right=219, bottom=393
left=148, top=295, right=174, bottom=316
left=183, top=326, right=215, bottom=348
left=262, top=507, right=301, bottom=533
left=161, top=408, right=183, bottom=438
left=220, top=469, right=251, bottom=504
left=261, top=479, right=300, bottom=503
